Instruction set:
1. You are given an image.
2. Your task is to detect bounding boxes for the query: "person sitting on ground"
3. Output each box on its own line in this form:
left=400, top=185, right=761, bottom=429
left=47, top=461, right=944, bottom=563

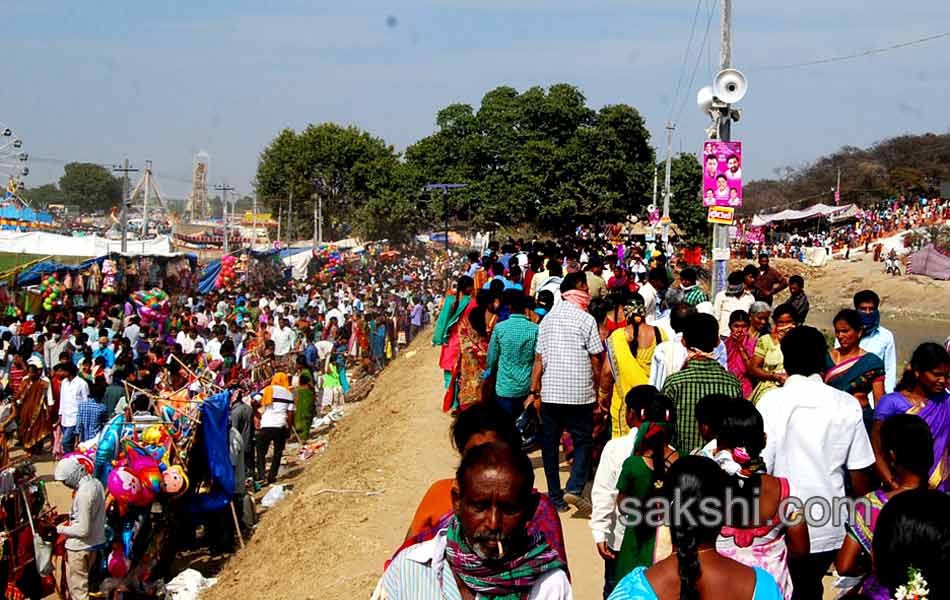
left=396, top=402, right=567, bottom=569
left=868, top=488, right=950, bottom=600
left=608, top=455, right=783, bottom=599
left=714, top=400, right=809, bottom=600
left=383, top=443, right=571, bottom=599
left=835, top=413, right=933, bottom=599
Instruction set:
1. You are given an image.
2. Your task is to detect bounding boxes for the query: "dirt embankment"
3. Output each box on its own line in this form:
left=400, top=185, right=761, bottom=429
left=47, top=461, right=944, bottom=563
left=204, top=340, right=455, bottom=600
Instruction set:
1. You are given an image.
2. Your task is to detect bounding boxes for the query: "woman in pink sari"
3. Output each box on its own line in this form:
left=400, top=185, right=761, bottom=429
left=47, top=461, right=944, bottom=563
left=724, top=310, right=757, bottom=399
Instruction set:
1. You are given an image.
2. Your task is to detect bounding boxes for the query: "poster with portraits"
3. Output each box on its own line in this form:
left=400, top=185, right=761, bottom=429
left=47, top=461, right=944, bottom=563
left=701, top=140, right=742, bottom=208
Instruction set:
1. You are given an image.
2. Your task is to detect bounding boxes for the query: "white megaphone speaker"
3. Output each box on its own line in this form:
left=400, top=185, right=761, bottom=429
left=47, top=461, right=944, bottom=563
left=696, top=86, right=715, bottom=115
left=713, top=68, right=747, bottom=104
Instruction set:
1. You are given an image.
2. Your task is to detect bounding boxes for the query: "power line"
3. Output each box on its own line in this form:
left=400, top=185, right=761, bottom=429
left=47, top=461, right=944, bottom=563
left=752, top=31, right=950, bottom=71
left=673, top=0, right=718, bottom=125
left=667, top=0, right=705, bottom=122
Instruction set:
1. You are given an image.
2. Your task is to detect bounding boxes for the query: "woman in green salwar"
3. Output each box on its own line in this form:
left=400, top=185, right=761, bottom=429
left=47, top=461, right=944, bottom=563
left=293, top=356, right=316, bottom=439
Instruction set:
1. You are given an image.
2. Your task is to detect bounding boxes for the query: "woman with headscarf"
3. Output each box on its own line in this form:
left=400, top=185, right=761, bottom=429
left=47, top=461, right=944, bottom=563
left=16, top=356, right=51, bottom=456
left=600, top=293, right=668, bottom=439
left=256, top=372, right=294, bottom=484
left=443, top=288, right=499, bottom=413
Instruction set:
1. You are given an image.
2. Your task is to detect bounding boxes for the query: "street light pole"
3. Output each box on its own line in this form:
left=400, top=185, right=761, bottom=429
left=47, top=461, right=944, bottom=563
left=214, top=182, right=235, bottom=254
left=423, top=183, right=467, bottom=252
left=113, top=159, right=138, bottom=254
left=711, top=0, right=733, bottom=300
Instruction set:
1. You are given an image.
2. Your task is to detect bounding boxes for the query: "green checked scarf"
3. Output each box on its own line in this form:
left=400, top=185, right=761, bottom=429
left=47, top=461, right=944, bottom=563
left=444, top=516, right=565, bottom=599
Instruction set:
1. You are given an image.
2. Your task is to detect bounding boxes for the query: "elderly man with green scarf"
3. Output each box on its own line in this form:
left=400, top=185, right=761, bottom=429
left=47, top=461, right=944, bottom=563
left=382, top=443, right=571, bottom=599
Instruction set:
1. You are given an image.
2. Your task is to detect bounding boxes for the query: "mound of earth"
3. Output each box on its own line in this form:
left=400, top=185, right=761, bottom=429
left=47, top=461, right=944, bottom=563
left=203, top=340, right=455, bottom=600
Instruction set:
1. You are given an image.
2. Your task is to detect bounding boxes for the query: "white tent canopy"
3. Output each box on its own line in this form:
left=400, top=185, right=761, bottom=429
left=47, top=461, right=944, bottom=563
left=0, top=231, right=175, bottom=257
left=751, top=203, right=853, bottom=227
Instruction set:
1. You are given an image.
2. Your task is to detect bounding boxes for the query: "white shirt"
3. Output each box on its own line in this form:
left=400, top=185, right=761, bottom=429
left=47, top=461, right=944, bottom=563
left=205, top=338, right=223, bottom=362
left=123, top=324, right=141, bottom=346
left=712, top=291, right=755, bottom=338
left=757, top=374, right=875, bottom=553
left=260, top=386, right=294, bottom=429
left=315, top=340, right=335, bottom=363
left=590, top=427, right=638, bottom=551
left=325, top=308, right=344, bottom=327
left=270, top=325, right=295, bottom=356
left=382, top=529, right=572, bottom=600
left=59, top=376, right=90, bottom=428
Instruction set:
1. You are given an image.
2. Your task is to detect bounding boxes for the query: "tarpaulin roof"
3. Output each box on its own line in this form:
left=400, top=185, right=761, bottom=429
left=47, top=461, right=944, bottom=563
left=196, top=247, right=308, bottom=294
left=751, top=203, right=853, bottom=227
left=0, top=231, right=175, bottom=257
left=16, top=252, right=197, bottom=286
left=908, top=244, right=950, bottom=280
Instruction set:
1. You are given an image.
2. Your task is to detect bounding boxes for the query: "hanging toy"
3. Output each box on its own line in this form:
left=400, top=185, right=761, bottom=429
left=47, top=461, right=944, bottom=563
left=161, top=465, right=189, bottom=497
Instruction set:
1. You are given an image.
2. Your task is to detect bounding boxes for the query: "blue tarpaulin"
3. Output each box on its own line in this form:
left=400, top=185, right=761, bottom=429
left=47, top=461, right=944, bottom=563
left=196, top=247, right=309, bottom=294
left=188, top=390, right=235, bottom=513
left=17, top=256, right=103, bottom=286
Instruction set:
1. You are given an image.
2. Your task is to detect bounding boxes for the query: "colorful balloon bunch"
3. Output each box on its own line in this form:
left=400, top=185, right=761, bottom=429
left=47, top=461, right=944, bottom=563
left=130, top=288, right=170, bottom=324
left=39, top=275, right=66, bottom=311
left=216, top=254, right=238, bottom=289
left=313, top=244, right=343, bottom=279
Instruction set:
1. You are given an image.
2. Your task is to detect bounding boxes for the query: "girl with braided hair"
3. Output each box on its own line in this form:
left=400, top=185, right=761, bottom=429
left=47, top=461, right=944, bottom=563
left=609, top=456, right=783, bottom=599
left=713, top=400, right=809, bottom=599
left=613, top=388, right=678, bottom=581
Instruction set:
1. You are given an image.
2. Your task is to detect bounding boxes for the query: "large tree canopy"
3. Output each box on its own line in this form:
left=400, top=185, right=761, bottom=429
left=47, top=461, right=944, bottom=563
left=59, top=163, right=123, bottom=213
left=256, top=123, right=402, bottom=240
left=405, top=84, right=656, bottom=232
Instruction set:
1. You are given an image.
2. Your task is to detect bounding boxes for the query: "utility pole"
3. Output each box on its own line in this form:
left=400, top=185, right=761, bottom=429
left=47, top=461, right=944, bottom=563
left=113, top=159, right=138, bottom=253
left=315, top=195, right=323, bottom=245
left=835, top=167, right=841, bottom=205
left=710, top=0, right=733, bottom=300
left=142, top=160, right=151, bottom=239
left=662, top=122, right=675, bottom=247
left=252, top=193, right=258, bottom=249
left=276, top=203, right=282, bottom=246
left=214, top=182, right=235, bottom=254
left=287, top=190, right=293, bottom=244
left=652, top=166, right=658, bottom=211
left=423, top=183, right=467, bottom=252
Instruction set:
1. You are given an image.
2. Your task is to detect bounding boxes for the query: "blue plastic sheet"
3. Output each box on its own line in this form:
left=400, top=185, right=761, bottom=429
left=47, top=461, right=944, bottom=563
left=188, top=390, right=235, bottom=513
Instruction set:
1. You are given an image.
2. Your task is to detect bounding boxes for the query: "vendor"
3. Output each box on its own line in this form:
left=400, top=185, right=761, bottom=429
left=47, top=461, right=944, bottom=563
left=55, top=455, right=106, bottom=600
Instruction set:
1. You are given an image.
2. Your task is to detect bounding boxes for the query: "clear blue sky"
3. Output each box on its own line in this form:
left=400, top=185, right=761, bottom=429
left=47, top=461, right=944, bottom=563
left=8, top=1, right=950, bottom=199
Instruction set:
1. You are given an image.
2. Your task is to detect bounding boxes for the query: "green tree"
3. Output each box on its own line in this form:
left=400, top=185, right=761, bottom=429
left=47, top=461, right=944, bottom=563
left=59, top=163, right=123, bottom=212
left=405, top=84, right=655, bottom=231
left=256, top=124, right=400, bottom=240
left=666, top=153, right=709, bottom=246
left=22, top=183, right=62, bottom=208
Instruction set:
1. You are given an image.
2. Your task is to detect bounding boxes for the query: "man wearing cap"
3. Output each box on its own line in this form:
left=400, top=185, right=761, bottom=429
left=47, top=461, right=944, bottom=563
left=754, top=252, right=788, bottom=306
left=55, top=455, right=106, bottom=600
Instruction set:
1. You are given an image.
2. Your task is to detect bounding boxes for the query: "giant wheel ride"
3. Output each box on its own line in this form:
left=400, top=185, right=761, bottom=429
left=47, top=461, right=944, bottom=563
left=0, top=124, right=29, bottom=206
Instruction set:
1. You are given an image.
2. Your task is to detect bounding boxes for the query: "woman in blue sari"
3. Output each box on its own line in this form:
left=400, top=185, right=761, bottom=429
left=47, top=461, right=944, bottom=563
left=824, top=310, right=886, bottom=430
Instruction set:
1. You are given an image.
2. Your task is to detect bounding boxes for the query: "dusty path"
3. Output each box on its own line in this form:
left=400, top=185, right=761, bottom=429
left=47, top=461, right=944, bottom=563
left=203, top=337, right=604, bottom=599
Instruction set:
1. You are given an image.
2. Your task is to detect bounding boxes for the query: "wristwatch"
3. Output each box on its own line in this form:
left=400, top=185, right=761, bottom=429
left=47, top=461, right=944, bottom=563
left=529, top=390, right=540, bottom=397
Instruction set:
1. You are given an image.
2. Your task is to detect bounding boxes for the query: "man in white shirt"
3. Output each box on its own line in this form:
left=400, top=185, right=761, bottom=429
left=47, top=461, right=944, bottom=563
left=712, top=271, right=756, bottom=338
left=325, top=305, right=344, bottom=329
left=123, top=317, right=141, bottom=346
left=590, top=400, right=639, bottom=597
left=57, top=362, right=89, bottom=453
left=270, top=318, right=296, bottom=370
left=757, top=326, right=874, bottom=600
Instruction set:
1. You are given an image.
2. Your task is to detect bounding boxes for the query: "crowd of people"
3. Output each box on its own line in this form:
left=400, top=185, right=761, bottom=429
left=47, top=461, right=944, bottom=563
left=735, top=196, right=950, bottom=261
left=380, top=235, right=950, bottom=600
left=0, top=244, right=454, bottom=599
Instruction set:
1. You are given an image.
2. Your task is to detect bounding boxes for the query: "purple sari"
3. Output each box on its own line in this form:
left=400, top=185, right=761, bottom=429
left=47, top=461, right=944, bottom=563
left=875, top=391, right=950, bottom=492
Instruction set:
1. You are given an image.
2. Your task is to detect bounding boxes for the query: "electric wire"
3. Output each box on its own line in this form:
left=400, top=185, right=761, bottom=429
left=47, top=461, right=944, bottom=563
left=673, top=0, right=718, bottom=126
left=751, top=31, right=950, bottom=71
left=667, top=0, right=705, bottom=123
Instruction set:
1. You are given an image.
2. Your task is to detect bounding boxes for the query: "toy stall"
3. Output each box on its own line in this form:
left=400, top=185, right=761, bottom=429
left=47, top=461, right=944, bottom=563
left=0, top=459, right=57, bottom=599
left=64, top=385, right=235, bottom=598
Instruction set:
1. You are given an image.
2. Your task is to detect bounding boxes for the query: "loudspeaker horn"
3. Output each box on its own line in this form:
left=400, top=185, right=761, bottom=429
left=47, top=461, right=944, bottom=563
left=713, top=68, right=747, bottom=104
left=696, top=86, right=715, bottom=115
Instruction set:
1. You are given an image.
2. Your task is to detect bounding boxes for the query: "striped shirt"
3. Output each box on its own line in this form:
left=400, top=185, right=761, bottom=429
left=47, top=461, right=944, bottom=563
left=382, top=529, right=572, bottom=599
left=661, top=359, right=743, bottom=453
left=537, top=301, right=604, bottom=406
left=487, top=315, right=538, bottom=398
left=682, top=285, right=708, bottom=307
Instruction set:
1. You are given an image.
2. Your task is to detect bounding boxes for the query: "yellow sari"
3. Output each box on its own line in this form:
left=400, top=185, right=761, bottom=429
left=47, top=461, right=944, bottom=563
left=605, top=327, right=665, bottom=438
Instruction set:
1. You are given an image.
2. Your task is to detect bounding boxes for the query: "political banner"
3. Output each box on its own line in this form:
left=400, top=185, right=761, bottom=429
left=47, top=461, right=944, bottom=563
left=707, top=205, right=735, bottom=225
left=702, top=140, right=742, bottom=208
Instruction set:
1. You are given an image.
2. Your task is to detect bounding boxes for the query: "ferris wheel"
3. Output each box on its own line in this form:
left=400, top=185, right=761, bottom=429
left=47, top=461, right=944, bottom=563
left=0, top=124, right=29, bottom=205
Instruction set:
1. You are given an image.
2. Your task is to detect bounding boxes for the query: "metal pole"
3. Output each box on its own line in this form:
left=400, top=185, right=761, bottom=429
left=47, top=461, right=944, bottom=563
left=662, top=122, right=675, bottom=247
left=443, top=188, right=449, bottom=252
left=143, top=161, right=150, bottom=240
left=287, top=189, right=293, bottom=244
left=113, top=159, right=138, bottom=254
left=214, top=183, right=235, bottom=254
left=312, top=195, right=318, bottom=250
left=252, top=193, right=258, bottom=249
left=317, top=194, right=323, bottom=244
left=276, top=203, right=282, bottom=245
left=652, top=166, right=658, bottom=210
left=835, top=167, right=841, bottom=205
left=711, top=0, right=732, bottom=300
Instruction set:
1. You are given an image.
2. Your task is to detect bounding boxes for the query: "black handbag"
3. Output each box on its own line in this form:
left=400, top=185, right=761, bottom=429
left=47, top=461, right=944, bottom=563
left=515, top=404, right=541, bottom=452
